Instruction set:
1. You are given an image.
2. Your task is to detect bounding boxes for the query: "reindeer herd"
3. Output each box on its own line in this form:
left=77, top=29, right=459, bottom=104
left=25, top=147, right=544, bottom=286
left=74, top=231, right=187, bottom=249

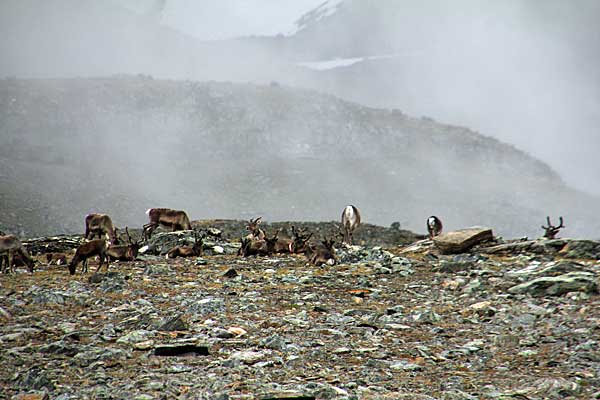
left=0, top=205, right=566, bottom=275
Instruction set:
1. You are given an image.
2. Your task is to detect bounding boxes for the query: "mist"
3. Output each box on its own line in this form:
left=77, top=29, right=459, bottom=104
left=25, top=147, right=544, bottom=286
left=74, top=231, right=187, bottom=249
left=0, top=0, right=599, bottom=239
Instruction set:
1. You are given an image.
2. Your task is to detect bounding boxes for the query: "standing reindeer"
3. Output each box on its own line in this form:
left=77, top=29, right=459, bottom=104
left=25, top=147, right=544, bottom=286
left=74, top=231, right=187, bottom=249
left=427, top=216, right=443, bottom=239
left=143, top=208, right=192, bottom=240
left=85, top=213, right=118, bottom=243
left=0, top=234, right=35, bottom=273
left=341, top=205, right=361, bottom=245
left=541, top=216, right=565, bottom=239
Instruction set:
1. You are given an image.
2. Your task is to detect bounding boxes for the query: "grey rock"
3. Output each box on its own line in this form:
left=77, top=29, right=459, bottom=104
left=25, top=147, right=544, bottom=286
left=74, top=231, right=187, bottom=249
left=143, top=264, right=173, bottom=276
left=441, top=390, right=478, bottom=400
left=72, top=347, right=130, bottom=367
left=433, top=227, right=494, bottom=254
left=558, top=239, right=600, bottom=259
left=390, top=360, right=424, bottom=371
left=184, top=297, right=226, bottom=321
left=18, top=367, right=55, bottom=392
left=211, top=327, right=235, bottom=339
left=157, top=313, right=188, bottom=331
left=40, top=340, right=81, bottom=357
left=116, top=330, right=155, bottom=344
left=508, top=271, right=598, bottom=296
left=260, top=334, right=287, bottom=351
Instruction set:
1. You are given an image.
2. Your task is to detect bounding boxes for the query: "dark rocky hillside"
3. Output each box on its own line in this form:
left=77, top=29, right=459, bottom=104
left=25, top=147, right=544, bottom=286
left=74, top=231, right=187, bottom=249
left=1, top=76, right=598, bottom=238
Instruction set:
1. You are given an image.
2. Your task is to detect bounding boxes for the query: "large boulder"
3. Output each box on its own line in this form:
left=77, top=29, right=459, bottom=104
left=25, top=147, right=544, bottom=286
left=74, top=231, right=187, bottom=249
left=433, top=227, right=494, bottom=254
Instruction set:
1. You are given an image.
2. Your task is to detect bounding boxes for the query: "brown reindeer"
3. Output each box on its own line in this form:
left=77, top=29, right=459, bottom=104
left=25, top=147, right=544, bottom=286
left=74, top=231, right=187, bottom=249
left=85, top=213, right=118, bottom=243
left=0, top=235, right=35, bottom=273
left=45, top=252, right=68, bottom=266
left=427, top=216, right=443, bottom=239
left=166, top=231, right=203, bottom=259
left=542, top=216, right=565, bottom=239
left=289, top=226, right=313, bottom=254
left=244, top=217, right=266, bottom=241
left=143, top=208, right=192, bottom=240
left=107, top=227, right=141, bottom=261
left=341, top=205, right=361, bottom=245
left=68, top=239, right=109, bottom=275
left=305, top=237, right=336, bottom=266
left=239, top=230, right=280, bottom=257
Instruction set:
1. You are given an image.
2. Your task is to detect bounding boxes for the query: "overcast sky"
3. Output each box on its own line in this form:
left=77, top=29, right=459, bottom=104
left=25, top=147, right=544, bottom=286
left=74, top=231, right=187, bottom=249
left=117, top=0, right=325, bottom=39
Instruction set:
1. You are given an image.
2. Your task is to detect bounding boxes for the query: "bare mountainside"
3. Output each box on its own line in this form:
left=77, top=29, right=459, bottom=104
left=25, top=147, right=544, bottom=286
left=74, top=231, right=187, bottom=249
left=0, top=76, right=597, bottom=238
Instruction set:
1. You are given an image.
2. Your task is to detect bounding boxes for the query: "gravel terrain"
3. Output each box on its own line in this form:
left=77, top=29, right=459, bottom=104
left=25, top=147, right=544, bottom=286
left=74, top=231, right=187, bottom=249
left=1, top=221, right=599, bottom=399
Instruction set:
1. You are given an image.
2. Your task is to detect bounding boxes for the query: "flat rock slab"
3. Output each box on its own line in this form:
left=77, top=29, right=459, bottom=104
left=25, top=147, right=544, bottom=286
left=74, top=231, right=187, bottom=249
left=508, top=272, right=599, bottom=296
left=433, top=227, right=493, bottom=254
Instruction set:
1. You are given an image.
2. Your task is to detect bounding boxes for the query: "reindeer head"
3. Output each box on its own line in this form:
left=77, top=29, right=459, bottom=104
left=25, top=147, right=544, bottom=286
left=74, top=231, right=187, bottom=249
left=290, top=227, right=313, bottom=254
left=246, top=217, right=262, bottom=232
left=541, top=216, right=565, bottom=239
left=264, top=229, right=281, bottom=254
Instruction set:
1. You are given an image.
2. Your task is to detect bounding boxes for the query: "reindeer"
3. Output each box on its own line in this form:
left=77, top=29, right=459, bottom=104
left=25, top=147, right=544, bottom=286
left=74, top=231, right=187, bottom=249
left=166, top=231, right=204, bottom=259
left=541, top=216, right=565, bottom=239
left=143, top=208, right=192, bottom=240
left=106, top=227, right=141, bottom=261
left=45, top=252, right=68, bottom=266
left=244, top=217, right=266, bottom=241
left=289, top=226, right=313, bottom=254
left=341, top=205, right=361, bottom=245
left=239, top=230, right=280, bottom=257
left=85, top=213, right=118, bottom=243
left=427, top=216, right=443, bottom=239
left=0, top=235, right=35, bottom=273
left=68, top=239, right=109, bottom=275
left=305, top=237, right=336, bottom=266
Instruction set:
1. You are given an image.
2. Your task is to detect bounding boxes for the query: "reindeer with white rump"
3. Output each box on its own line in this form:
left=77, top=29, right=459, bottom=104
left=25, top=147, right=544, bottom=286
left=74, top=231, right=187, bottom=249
left=341, top=205, right=361, bottom=245
left=427, top=216, right=443, bottom=239
left=0, top=234, right=35, bottom=273
left=143, top=208, right=192, bottom=241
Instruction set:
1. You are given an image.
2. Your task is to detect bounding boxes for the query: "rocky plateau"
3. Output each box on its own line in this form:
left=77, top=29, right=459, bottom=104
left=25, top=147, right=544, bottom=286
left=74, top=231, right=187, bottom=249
left=1, top=220, right=599, bottom=399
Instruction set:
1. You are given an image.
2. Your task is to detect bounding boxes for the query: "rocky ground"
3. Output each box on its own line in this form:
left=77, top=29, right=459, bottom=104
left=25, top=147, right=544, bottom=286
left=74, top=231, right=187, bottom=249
left=1, top=221, right=599, bottom=400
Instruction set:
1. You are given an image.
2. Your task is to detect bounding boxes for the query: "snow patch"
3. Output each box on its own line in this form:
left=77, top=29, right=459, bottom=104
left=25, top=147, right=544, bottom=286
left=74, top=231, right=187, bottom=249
left=296, top=54, right=399, bottom=71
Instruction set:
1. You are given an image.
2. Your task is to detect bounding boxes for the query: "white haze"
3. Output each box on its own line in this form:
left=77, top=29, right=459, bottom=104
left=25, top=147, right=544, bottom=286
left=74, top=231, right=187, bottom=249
left=119, top=0, right=599, bottom=197
left=0, top=0, right=599, bottom=237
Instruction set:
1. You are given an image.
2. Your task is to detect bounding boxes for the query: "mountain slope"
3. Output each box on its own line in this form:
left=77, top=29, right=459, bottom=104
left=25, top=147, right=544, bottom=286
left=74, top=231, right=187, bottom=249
left=0, top=76, right=597, bottom=238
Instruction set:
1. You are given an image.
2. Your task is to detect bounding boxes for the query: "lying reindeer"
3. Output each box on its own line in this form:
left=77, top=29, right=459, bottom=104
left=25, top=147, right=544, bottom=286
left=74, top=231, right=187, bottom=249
left=244, top=217, right=266, bottom=241
left=341, top=205, right=361, bottom=245
left=542, top=216, right=565, bottom=239
left=85, top=213, right=118, bottom=243
left=106, top=227, right=141, bottom=261
left=427, top=216, right=443, bottom=239
left=143, top=208, right=192, bottom=240
left=305, top=237, right=336, bottom=266
left=0, top=234, right=35, bottom=273
left=289, top=226, right=313, bottom=254
left=239, top=230, right=280, bottom=257
left=68, top=239, right=109, bottom=275
left=166, top=232, right=203, bottom=259
left=45, top=252, right=68, bottom=266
